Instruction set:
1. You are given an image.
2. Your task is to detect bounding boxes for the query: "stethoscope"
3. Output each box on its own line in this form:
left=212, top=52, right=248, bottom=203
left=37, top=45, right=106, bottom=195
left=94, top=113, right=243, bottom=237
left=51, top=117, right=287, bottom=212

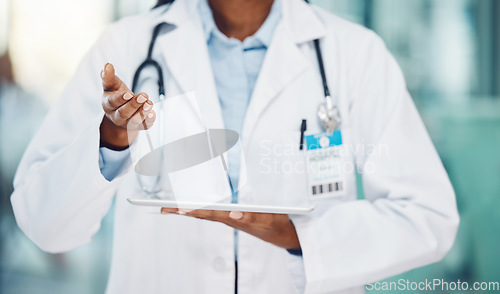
left=132, top=7, right=342, bottom=135
left=311, top=38, right=342, bottom=132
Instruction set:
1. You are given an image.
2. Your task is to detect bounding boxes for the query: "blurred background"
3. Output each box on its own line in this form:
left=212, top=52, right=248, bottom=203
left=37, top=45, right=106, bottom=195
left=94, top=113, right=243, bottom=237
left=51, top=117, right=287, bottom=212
left=0, top=0, right=499, bottom=293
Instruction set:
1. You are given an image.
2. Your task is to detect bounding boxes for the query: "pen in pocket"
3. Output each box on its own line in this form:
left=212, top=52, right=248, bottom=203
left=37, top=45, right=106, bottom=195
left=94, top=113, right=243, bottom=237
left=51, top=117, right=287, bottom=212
left=299, top=119, right=307, bottom=150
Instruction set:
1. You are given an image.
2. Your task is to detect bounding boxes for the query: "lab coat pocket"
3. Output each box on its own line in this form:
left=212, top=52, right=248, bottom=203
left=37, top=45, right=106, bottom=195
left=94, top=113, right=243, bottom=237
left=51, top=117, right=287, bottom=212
left=337, top=127, right=358, bottom=202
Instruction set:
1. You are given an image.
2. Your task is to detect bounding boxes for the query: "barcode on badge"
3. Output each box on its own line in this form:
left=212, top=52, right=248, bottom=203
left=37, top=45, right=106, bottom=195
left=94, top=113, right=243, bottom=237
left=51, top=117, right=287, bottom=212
left=312, top=181, right=343, bottom=196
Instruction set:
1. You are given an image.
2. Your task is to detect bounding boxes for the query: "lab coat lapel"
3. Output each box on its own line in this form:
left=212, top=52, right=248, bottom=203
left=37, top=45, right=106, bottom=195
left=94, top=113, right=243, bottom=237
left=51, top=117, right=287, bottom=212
left=242, top=24, right=309, bottom=143
left=241, top=0, right=326, bottom=145
left=156, top=1, right=225, bottom=130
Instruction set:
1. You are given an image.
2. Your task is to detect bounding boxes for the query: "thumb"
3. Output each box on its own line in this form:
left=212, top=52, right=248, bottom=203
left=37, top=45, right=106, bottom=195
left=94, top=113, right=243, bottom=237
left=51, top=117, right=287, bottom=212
left=101, top=63, right=122, bottom=92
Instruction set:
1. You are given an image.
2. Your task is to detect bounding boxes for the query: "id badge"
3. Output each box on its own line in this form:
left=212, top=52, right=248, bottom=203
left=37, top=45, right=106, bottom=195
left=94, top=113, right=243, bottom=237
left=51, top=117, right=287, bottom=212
left=304, top=130, right=346, bottom=200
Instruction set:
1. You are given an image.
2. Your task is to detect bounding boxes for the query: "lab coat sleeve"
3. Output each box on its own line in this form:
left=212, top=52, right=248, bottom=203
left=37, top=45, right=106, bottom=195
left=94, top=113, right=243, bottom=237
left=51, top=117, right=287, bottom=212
left=11, top=21, right=130, bottom=253
left=290, top=32, right=459, bottom=293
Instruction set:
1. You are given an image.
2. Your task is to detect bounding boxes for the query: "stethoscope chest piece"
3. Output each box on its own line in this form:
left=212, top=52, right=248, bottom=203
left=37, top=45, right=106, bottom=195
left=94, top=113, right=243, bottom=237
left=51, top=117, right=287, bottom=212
left=317, top=95, right=341, bottom=134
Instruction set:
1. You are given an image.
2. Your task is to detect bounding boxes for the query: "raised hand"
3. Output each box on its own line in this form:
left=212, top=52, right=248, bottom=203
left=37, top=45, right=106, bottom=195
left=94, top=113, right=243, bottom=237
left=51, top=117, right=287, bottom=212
left=99, top=63, right=156, bottom=150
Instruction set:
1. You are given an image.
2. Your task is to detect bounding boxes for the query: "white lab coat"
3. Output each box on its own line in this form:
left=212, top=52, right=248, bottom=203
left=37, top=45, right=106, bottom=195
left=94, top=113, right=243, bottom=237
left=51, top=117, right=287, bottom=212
left=11, top=0, right=459, bottom=293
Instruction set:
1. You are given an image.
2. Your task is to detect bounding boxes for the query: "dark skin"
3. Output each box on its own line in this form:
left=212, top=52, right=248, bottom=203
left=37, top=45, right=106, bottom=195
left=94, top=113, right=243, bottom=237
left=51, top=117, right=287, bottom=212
left=100, top=63, right=155, bottom=150
left=209, top=0, right=274, bottom=41
left=99, top=0, right=300, bottom=251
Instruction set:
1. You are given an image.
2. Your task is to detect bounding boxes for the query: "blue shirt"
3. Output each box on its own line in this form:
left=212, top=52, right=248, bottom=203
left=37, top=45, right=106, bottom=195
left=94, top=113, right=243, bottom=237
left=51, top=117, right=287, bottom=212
left=198, top=0, right=281, bottom=202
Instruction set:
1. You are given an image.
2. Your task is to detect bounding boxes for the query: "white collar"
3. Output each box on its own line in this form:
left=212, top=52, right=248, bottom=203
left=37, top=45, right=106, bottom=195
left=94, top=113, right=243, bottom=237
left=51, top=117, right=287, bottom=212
left=159, top=0, right=326, bottom=44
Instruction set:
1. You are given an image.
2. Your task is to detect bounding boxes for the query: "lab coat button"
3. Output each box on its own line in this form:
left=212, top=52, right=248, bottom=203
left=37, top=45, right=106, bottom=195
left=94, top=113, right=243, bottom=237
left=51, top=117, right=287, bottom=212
left=213, top=257, right=226, bottom=271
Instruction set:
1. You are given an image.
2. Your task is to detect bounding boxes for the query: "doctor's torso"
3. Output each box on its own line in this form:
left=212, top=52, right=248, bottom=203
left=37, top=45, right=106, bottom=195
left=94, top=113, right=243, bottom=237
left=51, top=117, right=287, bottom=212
left=11, top=0, right=459, bottom=293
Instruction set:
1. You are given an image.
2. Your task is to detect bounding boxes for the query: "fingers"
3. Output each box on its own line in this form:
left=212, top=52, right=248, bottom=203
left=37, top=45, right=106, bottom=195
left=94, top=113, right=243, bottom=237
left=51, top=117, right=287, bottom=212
left=229, top=211, right=244, bottom=220
left=103, top=91, right=134, bottom=113
left=101, top=63, right=133, bottom=112
left=100, top=63, right=156, bottom=130
left=102, top=89, right=155, bottom=131
left=160, top=208, right=230, bottom=221
left=142, top=109, right=156, bottom=130
left=114, top=92, right=148, bottom=121
left=101, top=63, right=124, bottom=92
left=129, top=107, right=156, bottom=131
left=181, top=209, right=228, bottom=221
left=160, top=208, right=178, bottom=214
left=228, top=211, right=264, bottom=227
left=159, top=207, right=260, bottom=227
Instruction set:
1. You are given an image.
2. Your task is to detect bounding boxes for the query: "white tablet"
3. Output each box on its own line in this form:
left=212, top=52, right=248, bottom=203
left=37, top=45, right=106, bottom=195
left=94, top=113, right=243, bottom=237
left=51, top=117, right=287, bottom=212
left=127, top=198, right=314, bottom=215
